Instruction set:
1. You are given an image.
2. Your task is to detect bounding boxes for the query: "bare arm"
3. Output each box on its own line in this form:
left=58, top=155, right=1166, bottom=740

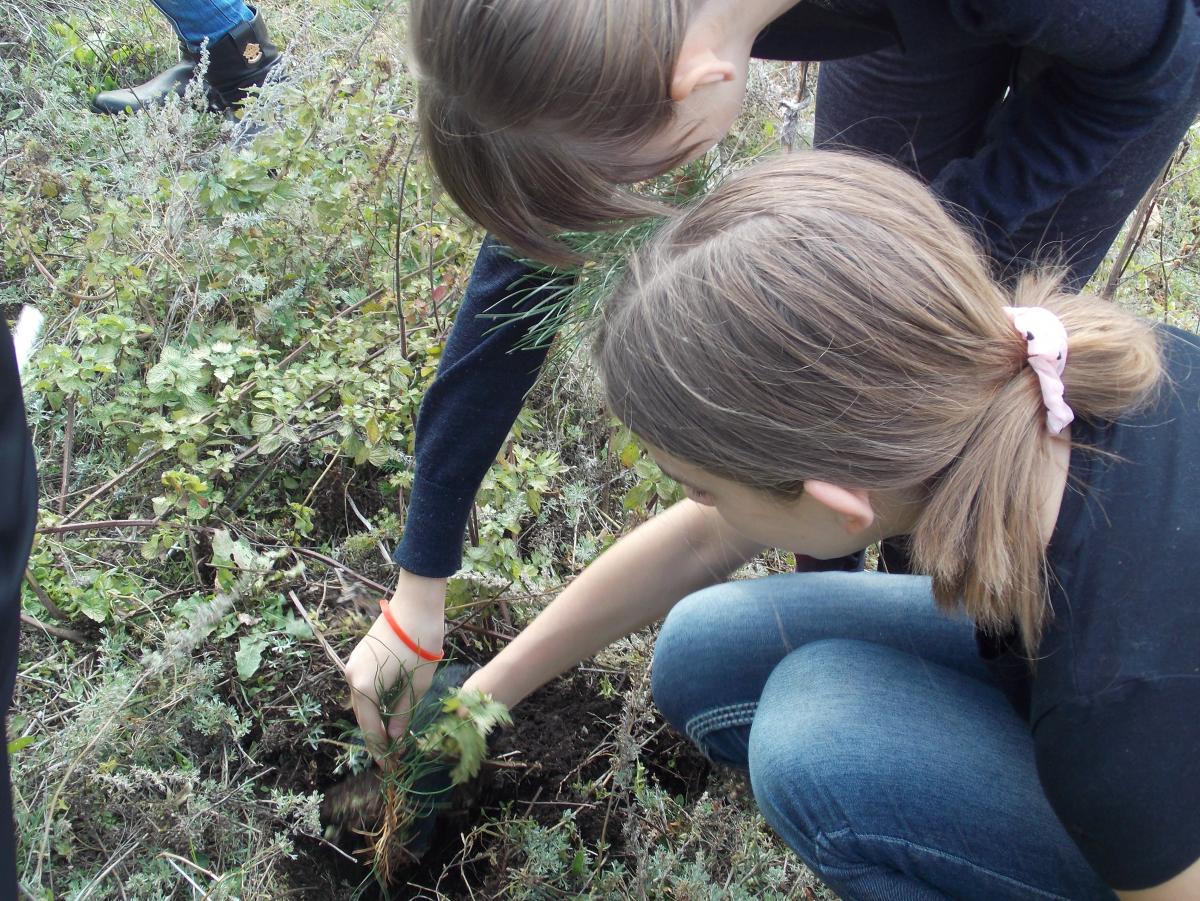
left=465, top=499, right=762, bottom=709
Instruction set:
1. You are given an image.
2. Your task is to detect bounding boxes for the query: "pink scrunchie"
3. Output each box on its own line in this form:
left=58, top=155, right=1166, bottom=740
left=1003, top=306, right=1074, bottom=435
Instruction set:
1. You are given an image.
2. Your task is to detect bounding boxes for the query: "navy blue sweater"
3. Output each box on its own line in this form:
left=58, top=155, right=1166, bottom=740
left=394, top=0, right=1200, bottom=577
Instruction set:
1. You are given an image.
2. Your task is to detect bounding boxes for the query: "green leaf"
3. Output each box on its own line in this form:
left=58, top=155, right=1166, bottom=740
left=364, top=416, right=382, bottom=445
left=570, top=849, right=587, bottom=877
left=211, top=528, right=235, bottom=565
left=283, top=614, right=313, bottom=640
left=76, top=588, right=112, bottom=624
left=7, top=736, right=35, bottom=755
left=235, top=635, right=269, bottom=681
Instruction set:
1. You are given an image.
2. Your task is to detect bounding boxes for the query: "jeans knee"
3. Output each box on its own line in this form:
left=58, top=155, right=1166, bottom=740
left=747, top=640, right=880, bottom=846
left=650, top=585, right=726, bottom=730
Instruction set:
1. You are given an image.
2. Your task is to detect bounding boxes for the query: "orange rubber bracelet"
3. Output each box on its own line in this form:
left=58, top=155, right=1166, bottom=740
left=379, top=599, right=444, bottom=662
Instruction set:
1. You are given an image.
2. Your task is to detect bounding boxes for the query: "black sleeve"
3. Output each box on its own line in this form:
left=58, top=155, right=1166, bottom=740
left=930, top=0, right=1199, bottom=250
left=1033, top=677, right=1200, bottom=890
left=391, top=236, right=564, bottom=578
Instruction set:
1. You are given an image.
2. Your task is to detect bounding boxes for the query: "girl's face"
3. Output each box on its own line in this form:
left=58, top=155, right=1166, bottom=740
left=649, top=448, right=892, bottom=559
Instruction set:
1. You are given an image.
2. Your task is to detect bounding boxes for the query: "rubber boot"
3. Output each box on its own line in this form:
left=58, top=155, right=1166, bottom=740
left=89, top=45, right=196, bottom=114
left=91, top=8, right=279, bottom=115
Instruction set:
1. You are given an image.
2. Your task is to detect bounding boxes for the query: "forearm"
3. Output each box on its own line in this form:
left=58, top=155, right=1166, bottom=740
left=394, top=235, right=567, bottom=576
left=932, top=0, right=1198, bottom=248
left=467, top=500, right=761, bottom=708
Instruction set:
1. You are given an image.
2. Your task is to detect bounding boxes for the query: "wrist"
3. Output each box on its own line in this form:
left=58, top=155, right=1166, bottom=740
left=465, top=657, right=521, bottom=710
left=390, top=567, right=448, bottom=616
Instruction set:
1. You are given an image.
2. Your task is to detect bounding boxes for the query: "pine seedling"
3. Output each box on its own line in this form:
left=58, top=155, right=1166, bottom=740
left=482, top=155, right=725, bottom=357
left=416, top=688, right=513, bottom=784
left=329, top=665, right=512, bottom=887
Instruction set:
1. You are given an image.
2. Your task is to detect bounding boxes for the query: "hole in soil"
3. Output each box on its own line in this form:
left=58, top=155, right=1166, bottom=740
left=278, top=667, right=711, bottom=899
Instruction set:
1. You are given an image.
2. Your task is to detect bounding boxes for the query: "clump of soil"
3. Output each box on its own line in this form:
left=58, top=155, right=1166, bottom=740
left=305, top=668, right=711, bottom=899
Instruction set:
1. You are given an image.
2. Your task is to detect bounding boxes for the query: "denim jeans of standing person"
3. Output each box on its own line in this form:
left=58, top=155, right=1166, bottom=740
left=149, top=0, right=254, bottom=49
left=650, top=572, right=1115, bottom=900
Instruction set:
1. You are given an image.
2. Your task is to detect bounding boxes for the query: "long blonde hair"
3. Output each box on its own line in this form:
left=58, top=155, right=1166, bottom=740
left=410, top=0, right=695, bottom=266
left=595, top=152, right=1163, bottom=652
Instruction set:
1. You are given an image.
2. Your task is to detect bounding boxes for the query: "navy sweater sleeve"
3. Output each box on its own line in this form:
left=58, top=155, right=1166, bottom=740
left=927, top=0, right=1200, bottom=249
left=1034, top=679, right=1200, bottom=889
left=392, top=237, right=561, bottom=577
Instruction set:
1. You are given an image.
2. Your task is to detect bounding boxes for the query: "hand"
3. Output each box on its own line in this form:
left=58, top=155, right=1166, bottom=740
left=344, top=569, right=447, bottom=761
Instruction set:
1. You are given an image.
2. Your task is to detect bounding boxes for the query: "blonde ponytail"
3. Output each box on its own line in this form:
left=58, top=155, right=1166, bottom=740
left=913, top=276, right=1161, bottom=651
left=596, top=153, right=1164, bottom=653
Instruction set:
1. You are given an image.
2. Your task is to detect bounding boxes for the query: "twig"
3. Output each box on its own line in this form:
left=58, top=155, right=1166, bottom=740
left=393, top=139, right=419, bottom=359
left=73, top=833, right=146, bottom=901
left=481, top=758, right=534, bottom=772
left=289, top=590, right=347, bottom=675
left=447, top=620, right=514, bottom=644
left=345, top=491, right=391, bottom=565
left=300, top=453, right=341, bottom=509
left=38, top=518, right=160, bottom=535
left=20, top=613, right=88, bottom=644
left=62, top=448, right=162, bottom=524
left=495, top=596, right=512, bottom=628
left=226, top=446, right=290, bottom=511
left=22, top=239, right=116, bottom=302
left=58, top=396, right=74, bottom=516
left=277, top=287, right=386, bottom=371
left=1102, top=160, right=1172, bottom=299
left=289, top=546, right=390, bottom=595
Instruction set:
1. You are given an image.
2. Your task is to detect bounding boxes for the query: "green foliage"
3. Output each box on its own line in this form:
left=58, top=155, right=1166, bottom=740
left=416, top=688, right=514, bottom=784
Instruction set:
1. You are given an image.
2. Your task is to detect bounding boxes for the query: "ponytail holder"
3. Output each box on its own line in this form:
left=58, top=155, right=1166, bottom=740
left=378, top=599, right=444, bottom=662
left=1003, top=306, right=1074, bottom=435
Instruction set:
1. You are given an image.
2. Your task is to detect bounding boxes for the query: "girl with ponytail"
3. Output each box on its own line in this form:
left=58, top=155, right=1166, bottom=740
left=456, top=152, right=1200, bottom=899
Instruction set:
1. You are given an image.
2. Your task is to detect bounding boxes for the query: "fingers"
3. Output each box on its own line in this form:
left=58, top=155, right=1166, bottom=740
left=350, top=683, right=390, bottom=761
left=344, top=609, right=446, bottom=760
left=386, top=657, right=439, bottom=739
left=346, top=620, right=416, bottom=761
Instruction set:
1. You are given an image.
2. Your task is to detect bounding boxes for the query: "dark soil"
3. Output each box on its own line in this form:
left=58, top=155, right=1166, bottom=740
left=278, top=666, right=711, bottom=900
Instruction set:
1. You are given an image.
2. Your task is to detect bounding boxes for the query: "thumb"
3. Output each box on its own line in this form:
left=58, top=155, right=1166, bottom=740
left=386, top=657, right=440, bottom=738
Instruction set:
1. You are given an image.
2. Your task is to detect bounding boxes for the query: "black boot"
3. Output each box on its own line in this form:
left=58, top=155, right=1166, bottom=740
left=91, top=8, right=279, bottom=115
left=201, top=8, right=281, bottom=112
left=89, top=47, right=196, bottom=115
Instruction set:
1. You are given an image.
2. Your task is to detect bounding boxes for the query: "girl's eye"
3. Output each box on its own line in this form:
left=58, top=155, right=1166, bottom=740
left=685, top=485, right=715, bottom=506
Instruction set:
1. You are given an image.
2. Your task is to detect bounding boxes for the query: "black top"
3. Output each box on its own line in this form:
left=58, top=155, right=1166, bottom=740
left=1, top=317, right=38, bottom=683
left=979, top=326, right=1200, bottom=891
left=393, top=0, right=1200, bottom=577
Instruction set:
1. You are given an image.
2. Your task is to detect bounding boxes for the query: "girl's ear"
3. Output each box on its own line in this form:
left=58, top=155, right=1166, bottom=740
left=670, top=45, right=736, bottom=102
left=803, top=481, right=877, bottom=534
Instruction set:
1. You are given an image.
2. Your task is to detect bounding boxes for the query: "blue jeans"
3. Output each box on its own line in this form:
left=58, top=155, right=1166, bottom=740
left=651, top=573, right=1115, bottom=900
left=149, top=0, right=254, bottom=49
